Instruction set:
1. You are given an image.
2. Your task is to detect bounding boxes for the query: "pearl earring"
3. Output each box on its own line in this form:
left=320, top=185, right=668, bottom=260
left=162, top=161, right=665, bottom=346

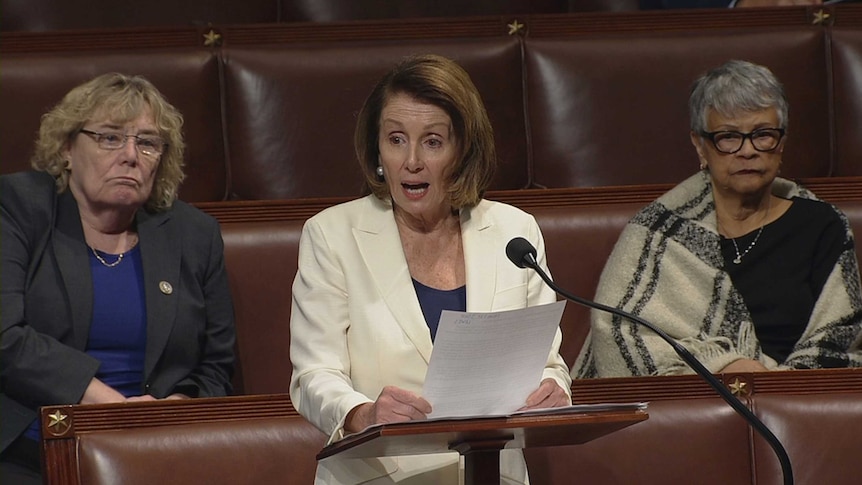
left=376, top=166, right=384, bottom=177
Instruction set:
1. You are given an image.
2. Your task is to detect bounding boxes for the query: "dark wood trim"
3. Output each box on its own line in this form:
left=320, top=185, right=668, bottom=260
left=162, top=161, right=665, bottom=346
left=0, top=27, right=207, bottom=53
left=195, top=176, right=862, bottom=224
left=571, top=367, right=862, bottom=404
left=220, top=17, right=510, bottom=46
left=4, top=5, right=862, bottom=54
left=525, top=6, right=818, bottom=37
left=40, top=393, right=300, bottom=439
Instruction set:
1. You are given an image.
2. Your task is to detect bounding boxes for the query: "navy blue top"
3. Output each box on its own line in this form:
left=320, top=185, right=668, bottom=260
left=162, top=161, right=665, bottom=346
left=25, top=245, right=146, bottom=441
left=412, top=279, right=466, bottom=342
left=86, top=245, right=147, bottom=395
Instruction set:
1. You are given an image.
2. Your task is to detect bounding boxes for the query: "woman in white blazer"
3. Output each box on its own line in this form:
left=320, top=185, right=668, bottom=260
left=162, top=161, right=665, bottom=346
left=289, top=54, right=572, bottom=484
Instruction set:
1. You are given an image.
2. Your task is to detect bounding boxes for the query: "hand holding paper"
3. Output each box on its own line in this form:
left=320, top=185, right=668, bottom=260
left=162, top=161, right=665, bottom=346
left=422, top=300, right=567, bottom=418
left=345, top=386, right=432, bottom=433
left=520, top=377, right=571, bottom=411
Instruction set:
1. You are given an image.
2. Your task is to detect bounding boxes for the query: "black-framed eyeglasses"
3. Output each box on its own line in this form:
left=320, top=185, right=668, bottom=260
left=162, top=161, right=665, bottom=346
left=700, top=128, right=785, bottom=155
left=78, top=129, right=167, bottom=159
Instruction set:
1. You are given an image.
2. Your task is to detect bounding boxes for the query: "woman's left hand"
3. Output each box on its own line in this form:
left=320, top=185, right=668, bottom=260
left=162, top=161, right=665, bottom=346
left=519, top=378, right=571, bottom=410
left=122, top=393, right=190, bottom=402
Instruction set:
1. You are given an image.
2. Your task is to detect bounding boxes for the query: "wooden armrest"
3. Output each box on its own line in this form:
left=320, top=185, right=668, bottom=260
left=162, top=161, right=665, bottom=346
left=40, top=394, right=325, bottom=485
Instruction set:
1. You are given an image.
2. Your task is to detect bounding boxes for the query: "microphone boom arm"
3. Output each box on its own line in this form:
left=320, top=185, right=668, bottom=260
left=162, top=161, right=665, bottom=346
left=520, top=252, right=793, bottom=485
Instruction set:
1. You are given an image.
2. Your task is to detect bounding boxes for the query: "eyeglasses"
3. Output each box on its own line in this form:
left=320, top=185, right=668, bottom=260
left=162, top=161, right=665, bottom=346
left=78, top=129, right=167, bottom=159
left=700, top=128, right=785, bottom=155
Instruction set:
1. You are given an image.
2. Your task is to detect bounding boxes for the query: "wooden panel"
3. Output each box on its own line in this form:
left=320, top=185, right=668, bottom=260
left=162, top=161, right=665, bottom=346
left=194, top=177, right=862, bottom=223
left=4, top=5, right=862, bottom=54
left=570, top=367, right=862, bottom=404
left=40, top=394, right=299, bottom=438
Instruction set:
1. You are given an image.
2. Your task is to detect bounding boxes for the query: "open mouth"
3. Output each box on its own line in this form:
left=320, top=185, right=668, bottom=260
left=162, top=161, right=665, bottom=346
left=402, top=182, right=429, bottom=195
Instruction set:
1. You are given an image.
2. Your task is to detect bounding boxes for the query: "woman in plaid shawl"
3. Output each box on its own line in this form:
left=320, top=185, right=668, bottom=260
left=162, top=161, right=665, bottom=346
left=574, top=60, right=862, bottom=378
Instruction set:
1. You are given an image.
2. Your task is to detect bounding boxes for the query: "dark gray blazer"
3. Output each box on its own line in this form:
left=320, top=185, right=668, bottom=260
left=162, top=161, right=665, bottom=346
left=0, top=171, right=236, bottom=452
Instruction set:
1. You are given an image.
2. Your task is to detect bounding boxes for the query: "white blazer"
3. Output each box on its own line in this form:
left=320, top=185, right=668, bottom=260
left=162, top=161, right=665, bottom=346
left=289, top=195, right=571, bottom=484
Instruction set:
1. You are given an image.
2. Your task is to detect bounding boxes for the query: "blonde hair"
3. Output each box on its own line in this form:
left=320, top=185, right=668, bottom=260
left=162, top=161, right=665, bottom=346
left=354, top=54, right=496, bottom=209
left=32, top=72, right=185, bottom=212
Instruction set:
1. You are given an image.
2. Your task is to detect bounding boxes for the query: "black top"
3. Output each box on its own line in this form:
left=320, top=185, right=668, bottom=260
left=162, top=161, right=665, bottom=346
left=720, top=197, right=850, bottom=363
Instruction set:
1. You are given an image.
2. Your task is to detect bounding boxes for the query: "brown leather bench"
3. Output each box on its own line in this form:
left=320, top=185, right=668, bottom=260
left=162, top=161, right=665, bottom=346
left=2, top=0, right=638, bottom=32
left=205, top=178, right=862, bottom=393
left=529, top=368, right=862, bottom=485
left=32, top=179, right=862, bottom=484
left=4, top=6, right=862, bottom=202
left=40, top=394, right=326, bottom=485
left=6, top=7, right=860, bottom=483
left=39, top=370, right=862, bottom=485
left=76, top=418, right=325, bottom=485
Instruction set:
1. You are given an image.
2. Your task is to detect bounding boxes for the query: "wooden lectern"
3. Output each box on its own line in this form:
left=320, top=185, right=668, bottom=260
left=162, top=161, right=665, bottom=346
left=317, top=405, right=648, bottom=485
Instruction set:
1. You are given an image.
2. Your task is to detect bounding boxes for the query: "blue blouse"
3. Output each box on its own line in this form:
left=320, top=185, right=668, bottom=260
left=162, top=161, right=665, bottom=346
left=86, top=245, right=147, bottom=396
left=25, top=245, right=147, bottom=441
left=412, top=278, right=466, bottom=342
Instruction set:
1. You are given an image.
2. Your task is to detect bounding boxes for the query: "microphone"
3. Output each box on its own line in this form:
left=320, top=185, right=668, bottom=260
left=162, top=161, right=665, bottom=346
left=506, top=236, right=793, bottom=485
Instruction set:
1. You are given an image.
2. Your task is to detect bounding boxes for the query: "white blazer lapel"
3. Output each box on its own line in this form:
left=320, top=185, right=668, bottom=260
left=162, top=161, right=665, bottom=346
left=461, top=202, right=497, bottom=312
left=354, top=199, right=433, bottom=363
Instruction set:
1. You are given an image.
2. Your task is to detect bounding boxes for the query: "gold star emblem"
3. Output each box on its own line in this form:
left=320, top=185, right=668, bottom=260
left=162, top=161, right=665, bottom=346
left=203, top=29, right=222, bottom=47
left=46, top=410, right=71, bottom=436
left=728, top=377, right=748, bottom=396
left=507, top=20, right=524, bottom=36
left=812, top=9, right=831, bottom=26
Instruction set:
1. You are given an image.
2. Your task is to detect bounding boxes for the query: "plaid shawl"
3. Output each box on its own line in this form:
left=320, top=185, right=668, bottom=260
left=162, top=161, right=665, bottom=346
left=573, top=171, right=862, bottom=378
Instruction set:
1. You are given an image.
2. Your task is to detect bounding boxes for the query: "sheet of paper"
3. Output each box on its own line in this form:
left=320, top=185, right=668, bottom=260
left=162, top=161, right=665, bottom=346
left=351, top=402, right=649, bottom=435
left=422, top=300, right=566, bottom=419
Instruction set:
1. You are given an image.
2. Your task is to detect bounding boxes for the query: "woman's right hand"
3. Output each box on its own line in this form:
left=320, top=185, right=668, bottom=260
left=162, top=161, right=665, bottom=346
left=345, top=386, right=432, bottom=433
left=720, top=358, right=769, bottom=373
left=80, top=378, right=126, bottom=404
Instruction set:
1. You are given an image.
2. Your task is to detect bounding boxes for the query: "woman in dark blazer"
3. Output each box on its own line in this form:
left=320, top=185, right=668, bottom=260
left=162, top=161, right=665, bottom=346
left=0, top=73, right=236, bottom=484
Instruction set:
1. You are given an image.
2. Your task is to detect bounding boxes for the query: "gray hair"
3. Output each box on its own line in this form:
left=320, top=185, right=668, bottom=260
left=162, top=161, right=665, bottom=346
left=689, top=60, right=788, bottom=134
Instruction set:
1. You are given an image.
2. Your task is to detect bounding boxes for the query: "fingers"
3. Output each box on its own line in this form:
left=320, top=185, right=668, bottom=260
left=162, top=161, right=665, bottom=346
left=373, top=386, right=432, bottom=424
left=522, top=378, right=571, bottom=410
left=121, top=395, right=187, bottom=403
left=720, top=358, right=769, bottom=373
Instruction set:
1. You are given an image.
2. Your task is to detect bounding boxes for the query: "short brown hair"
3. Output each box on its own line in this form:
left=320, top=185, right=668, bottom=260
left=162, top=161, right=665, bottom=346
left=32, top=72, right=185, bottom=212
left=354, top=54, right=496, bottom=209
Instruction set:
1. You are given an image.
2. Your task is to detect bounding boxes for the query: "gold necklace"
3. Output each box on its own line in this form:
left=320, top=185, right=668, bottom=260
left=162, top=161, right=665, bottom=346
left=90, top=246, right=124, bottom=268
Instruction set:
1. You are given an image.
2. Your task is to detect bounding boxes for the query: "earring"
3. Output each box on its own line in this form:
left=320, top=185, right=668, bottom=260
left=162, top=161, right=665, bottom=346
left=699, top=161, right=707, bottom=170
left=376, top=166, right=384, bottom=177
